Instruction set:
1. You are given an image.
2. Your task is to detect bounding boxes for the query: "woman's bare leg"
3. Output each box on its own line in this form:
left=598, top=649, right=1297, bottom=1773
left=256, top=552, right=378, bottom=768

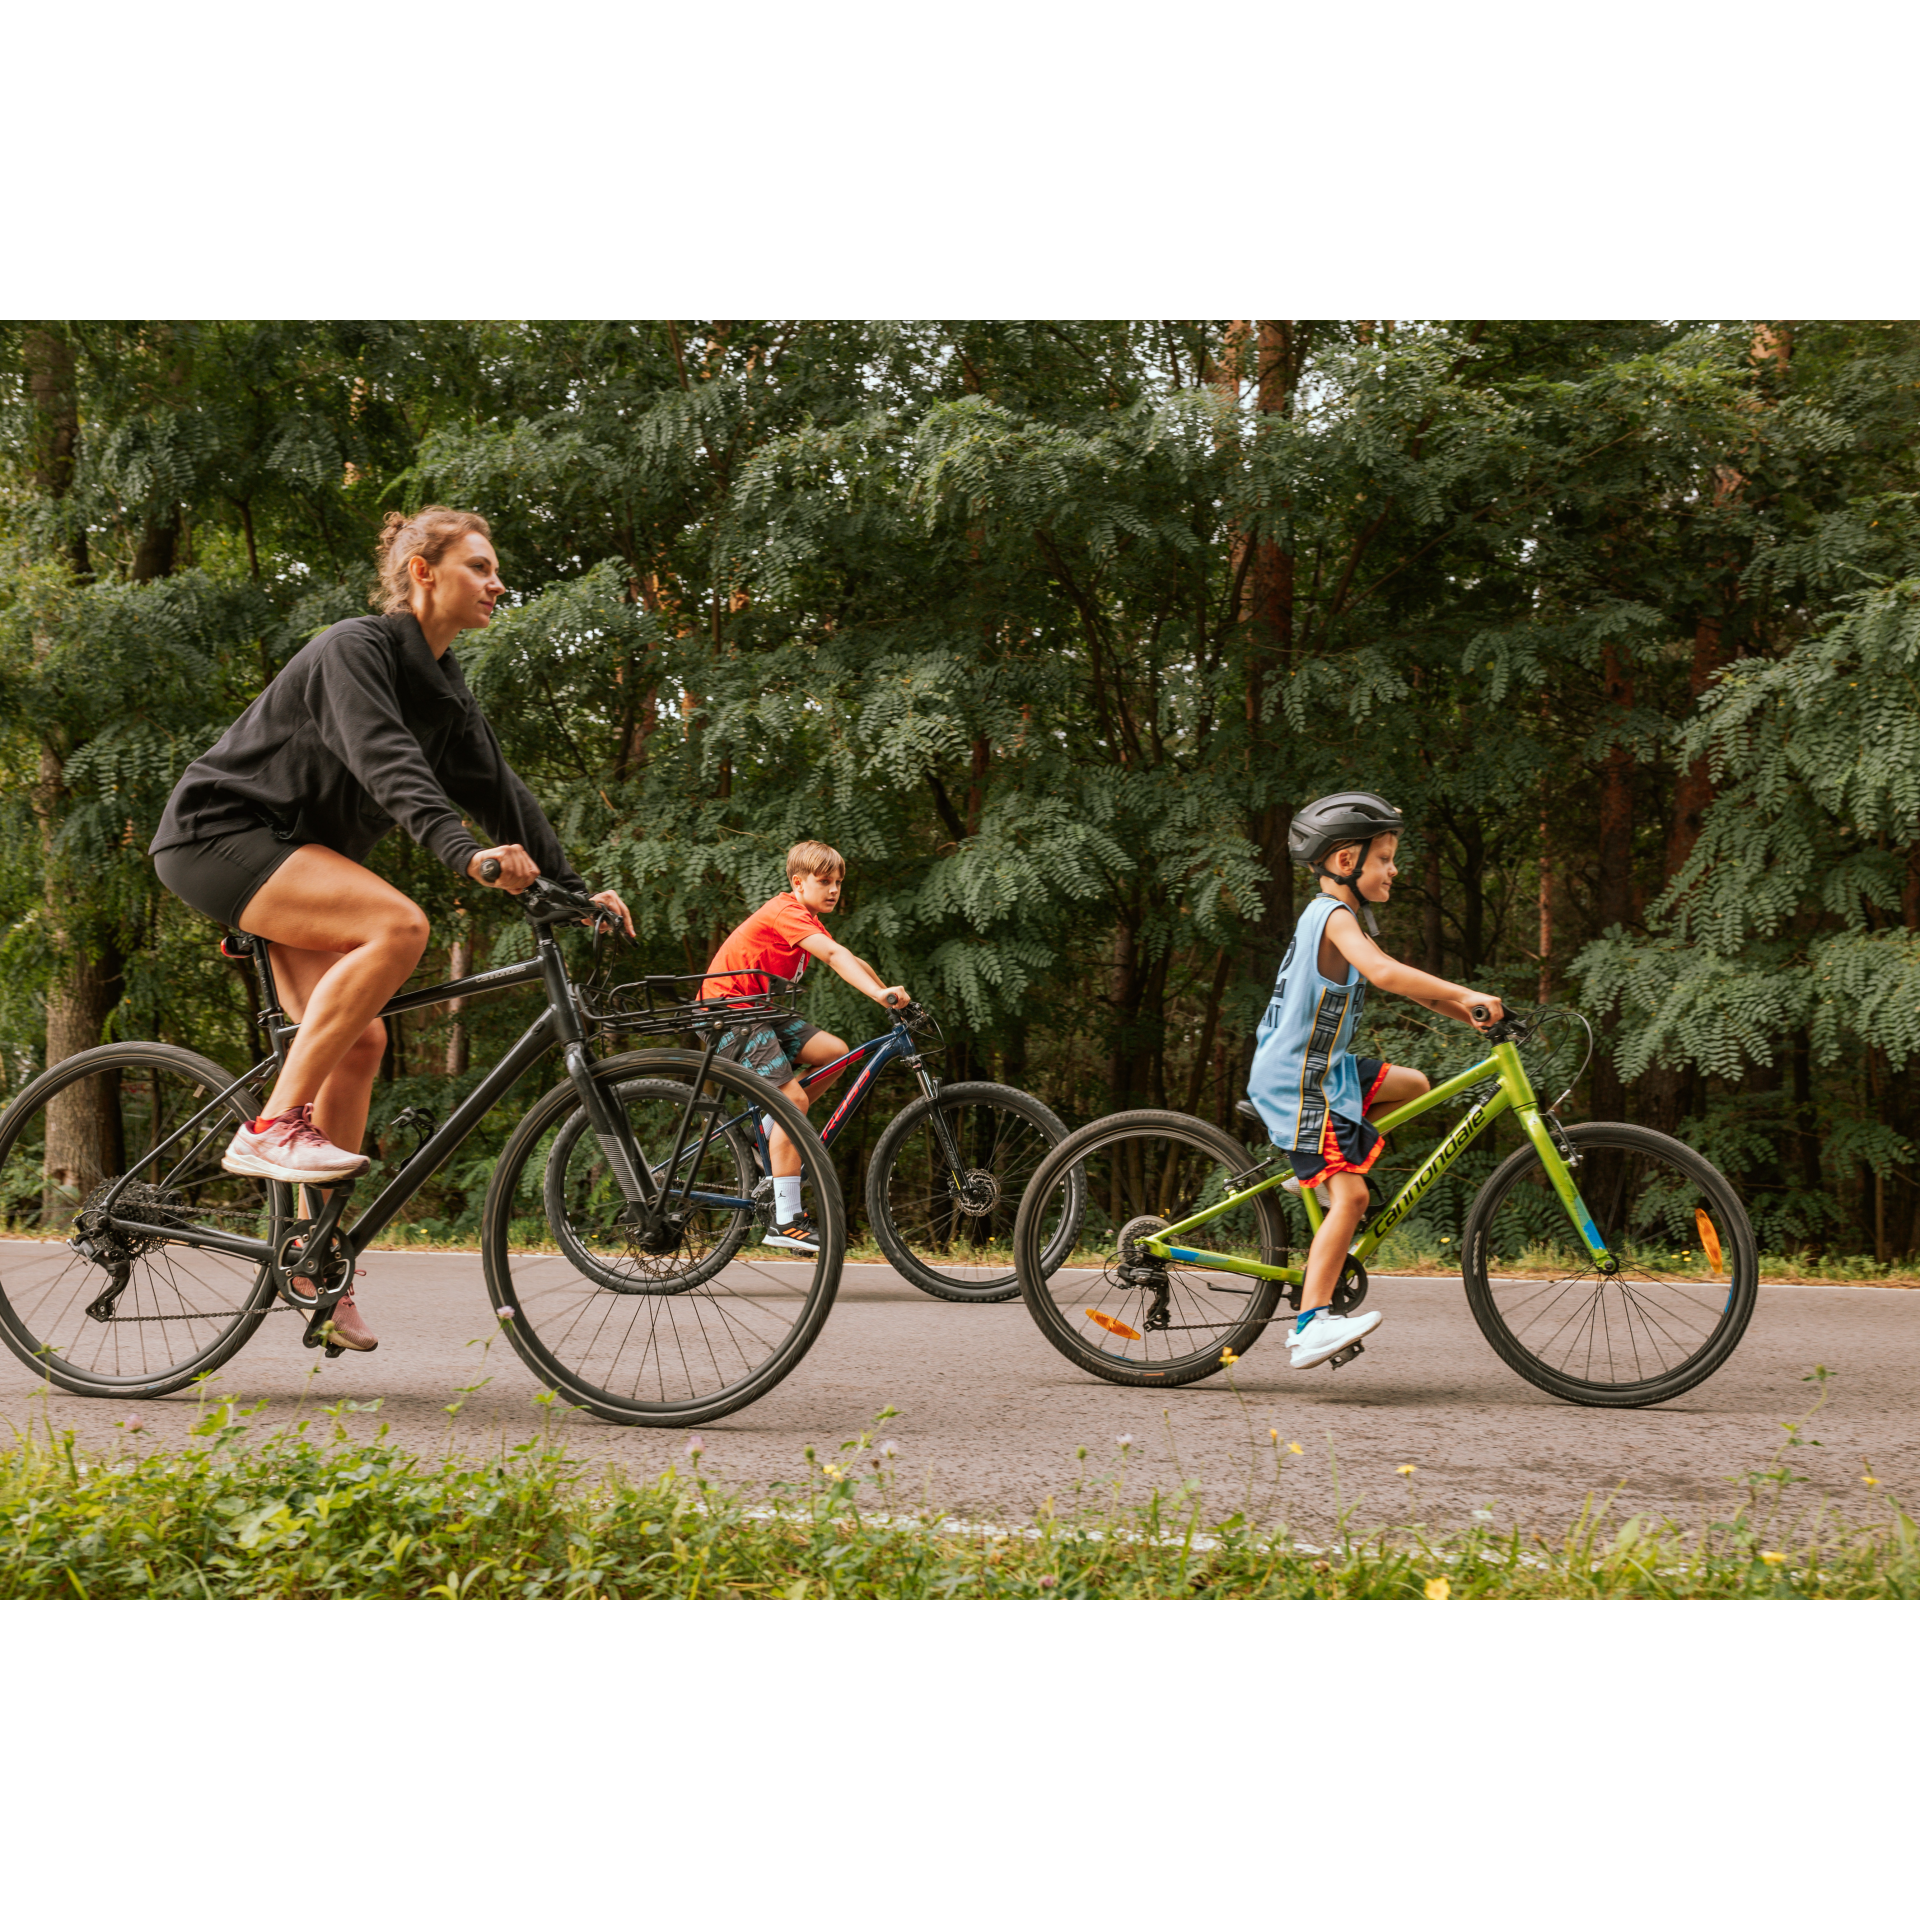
left=266, top=945, right=388, bottom=1153
left=240, top=846, right=429, bottom=1123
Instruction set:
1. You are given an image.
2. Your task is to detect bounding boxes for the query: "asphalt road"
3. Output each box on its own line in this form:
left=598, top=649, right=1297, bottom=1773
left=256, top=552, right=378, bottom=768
left=6, top=1249, right=1914, bottom=1539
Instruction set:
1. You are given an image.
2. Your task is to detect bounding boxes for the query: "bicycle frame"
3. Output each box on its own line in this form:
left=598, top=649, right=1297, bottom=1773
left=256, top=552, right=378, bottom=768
left=1141, top=1038, right=1615, bottom=1283
left=645, top=1014, right=943, bottom=1212
left=86, top=922, right=663, bottom=1279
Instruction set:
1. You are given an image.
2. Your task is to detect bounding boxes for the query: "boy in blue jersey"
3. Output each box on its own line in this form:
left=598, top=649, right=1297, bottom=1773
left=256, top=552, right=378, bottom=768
left=1247, top=792, right=1504, bottom=1370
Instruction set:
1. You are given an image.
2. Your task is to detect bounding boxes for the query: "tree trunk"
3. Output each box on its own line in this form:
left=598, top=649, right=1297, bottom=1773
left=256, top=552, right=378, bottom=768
left=1181, top=949, right=1232, bottom=1115
left=1457, top=812, right=1486, bottom=975
left=1247, top=322, right=1300, bottom=979
left=43, top=951, right=125, bottom=1227
left=1597, top=644, right=1636, bottom=933
left=1423, top=835, right=1444, bottom=977
left=22, top=325, right=88, bottom=576
left=445, top=932, right=471, bottom=1076
left=1591, top=644, right=1637, bottom=1123
left=132, top=502, right=181, bottom=582
left=1537, top=807, right=1553, bottom=1003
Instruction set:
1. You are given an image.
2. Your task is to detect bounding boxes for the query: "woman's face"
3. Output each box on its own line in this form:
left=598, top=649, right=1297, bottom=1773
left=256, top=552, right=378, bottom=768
left=412, top=532, right=503, bottom=632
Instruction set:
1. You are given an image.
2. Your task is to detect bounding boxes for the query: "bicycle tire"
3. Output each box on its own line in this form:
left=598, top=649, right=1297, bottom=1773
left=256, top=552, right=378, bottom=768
left=0, top=1042, right=289, bottom=1397
left=1462, top=1120, right=1759, bottom=1408
left=1014, top=1108, right=1288, bottom=1387
left=866, top=1081, right=1077, bottom=1303
left=543, top=1077, right=758, bottom=1295
left=482, top=1047, right=844, bottom=1426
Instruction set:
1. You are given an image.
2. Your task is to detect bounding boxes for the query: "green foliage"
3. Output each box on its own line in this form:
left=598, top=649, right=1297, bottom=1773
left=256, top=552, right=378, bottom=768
left=6, top=1388, right=1915, bottom=1600
left=5, top=319, right=1920, bottom=1253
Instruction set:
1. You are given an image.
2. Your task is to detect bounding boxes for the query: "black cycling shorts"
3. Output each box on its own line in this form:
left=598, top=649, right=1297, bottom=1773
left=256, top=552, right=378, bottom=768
left=153, top=825, right=304, bottom=930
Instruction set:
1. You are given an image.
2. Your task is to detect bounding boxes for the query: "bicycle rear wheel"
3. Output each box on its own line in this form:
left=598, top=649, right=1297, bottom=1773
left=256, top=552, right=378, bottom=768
left=1462, top=1121, right=1758, bottom=1408
left=0, top=1043, right=289, bottom=1397
left=1013, top=1109, right=1288, bottom=1387
left=866, top=1082, right=1077, bottom=1303
left=483, top=1048, right=844, bottom=1426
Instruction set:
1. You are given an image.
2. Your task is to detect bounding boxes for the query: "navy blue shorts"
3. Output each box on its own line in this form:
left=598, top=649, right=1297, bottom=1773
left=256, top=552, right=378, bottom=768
left=1285, top=1057, right=1391, bottom=1190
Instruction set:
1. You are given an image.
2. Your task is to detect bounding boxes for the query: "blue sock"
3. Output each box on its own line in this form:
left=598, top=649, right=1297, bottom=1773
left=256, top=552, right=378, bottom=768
left=1296, top=1305, right=1327, bottom=1334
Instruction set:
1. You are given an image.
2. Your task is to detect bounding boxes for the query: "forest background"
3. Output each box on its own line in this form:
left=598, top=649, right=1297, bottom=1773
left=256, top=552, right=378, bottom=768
left=4, top=318, right=1919, bottom=1261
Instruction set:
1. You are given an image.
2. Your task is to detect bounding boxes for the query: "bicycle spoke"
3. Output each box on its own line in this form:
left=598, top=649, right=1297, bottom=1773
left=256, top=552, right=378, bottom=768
left=1017, top=1113, right=1287, bottom=1384
left=490, top=1066, right=842, bottom=1422
left=0, top=1049, right=285, bottom=1393
left=1466, top=1127, right=1756, bottom=1403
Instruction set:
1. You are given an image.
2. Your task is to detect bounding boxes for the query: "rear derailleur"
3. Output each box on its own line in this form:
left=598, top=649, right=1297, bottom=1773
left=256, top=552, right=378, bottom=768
left=1110, top=1215, right=1175, bottom=1333
left=72, top=1180, right=187, bottom=1323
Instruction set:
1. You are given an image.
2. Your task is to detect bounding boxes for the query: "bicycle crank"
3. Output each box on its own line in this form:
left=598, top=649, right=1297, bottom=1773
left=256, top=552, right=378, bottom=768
left=1282, top=1254, right=1369, bottom=1317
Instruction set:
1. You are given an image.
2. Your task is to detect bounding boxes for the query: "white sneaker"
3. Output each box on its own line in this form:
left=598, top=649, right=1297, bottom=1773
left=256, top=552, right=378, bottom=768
left=1286, top=1308, right=1384, bottom=1370
left=221, top=1104, right=369, bottom=1185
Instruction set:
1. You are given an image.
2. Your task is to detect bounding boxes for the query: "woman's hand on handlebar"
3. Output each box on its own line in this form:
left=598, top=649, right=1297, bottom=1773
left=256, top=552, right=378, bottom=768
left=1466, top=994, right=1508, bottom=1030
left=590, top=889, right=634, bottom=939
left=470, top=844, right=538, bottom=894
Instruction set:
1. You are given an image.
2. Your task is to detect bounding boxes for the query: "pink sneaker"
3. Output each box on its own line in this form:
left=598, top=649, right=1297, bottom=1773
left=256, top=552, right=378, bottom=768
left=221, top=1104, right=369, bottom=1185
left=294, top=1280, right=378, bottom=1352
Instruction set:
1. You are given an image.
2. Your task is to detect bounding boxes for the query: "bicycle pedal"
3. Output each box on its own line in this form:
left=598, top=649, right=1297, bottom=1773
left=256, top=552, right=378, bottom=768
left=323, top=1341, right=344, bottom=1360
left=1327, top=1340, right=1366, bottom=1369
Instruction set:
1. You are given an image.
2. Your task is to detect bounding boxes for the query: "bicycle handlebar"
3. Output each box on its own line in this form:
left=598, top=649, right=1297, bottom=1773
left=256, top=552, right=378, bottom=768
left=478, top=859, right=627, bottom=939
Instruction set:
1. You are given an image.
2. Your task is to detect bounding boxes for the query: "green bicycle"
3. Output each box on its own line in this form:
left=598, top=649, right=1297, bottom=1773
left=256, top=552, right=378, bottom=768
left=1011, top=1008, right=1758, bottom=1408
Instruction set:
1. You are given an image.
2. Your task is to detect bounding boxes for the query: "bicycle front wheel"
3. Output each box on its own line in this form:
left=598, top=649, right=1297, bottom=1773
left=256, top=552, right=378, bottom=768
left=1462, top=1121, right=1758, bottom=1408
left=483, top=1048, right=844, bottom=1426
left=0, top=1042, right=289, bottom=1397
left=1013, top=1109, right=1288, bottom=1387
left=866, top=1082, right=1077, bottom=1303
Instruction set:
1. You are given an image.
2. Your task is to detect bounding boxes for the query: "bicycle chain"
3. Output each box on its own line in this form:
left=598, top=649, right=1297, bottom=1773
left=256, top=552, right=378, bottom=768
left=84, top=1302, right=301, bottom=1325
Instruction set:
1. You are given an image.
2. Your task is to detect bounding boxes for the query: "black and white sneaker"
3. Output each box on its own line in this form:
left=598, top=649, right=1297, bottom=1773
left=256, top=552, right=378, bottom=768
left=762, top=1212, right=820, bottom=1256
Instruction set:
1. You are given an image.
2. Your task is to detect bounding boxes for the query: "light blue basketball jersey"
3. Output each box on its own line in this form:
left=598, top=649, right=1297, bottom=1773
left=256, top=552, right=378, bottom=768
left=1246, top=894, right=1367, bottom=1149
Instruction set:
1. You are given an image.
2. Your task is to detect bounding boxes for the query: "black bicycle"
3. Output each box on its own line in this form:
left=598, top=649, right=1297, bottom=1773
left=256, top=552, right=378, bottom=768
left=0, top=874, right=846, bottom=1427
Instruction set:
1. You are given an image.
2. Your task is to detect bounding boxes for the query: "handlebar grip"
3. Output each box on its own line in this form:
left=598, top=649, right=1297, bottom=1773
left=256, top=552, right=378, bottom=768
left=480, top=857, right=501, bottom=883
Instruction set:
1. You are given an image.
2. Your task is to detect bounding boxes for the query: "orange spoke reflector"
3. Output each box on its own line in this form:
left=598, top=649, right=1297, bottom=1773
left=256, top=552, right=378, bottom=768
left=1085, top=1309, right=1142, bottom=1341
left=1694, top=1209, right=1725, bottom=1275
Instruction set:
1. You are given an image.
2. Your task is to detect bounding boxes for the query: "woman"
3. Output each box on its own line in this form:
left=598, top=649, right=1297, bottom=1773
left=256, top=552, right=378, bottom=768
left=149, top=506, right=632, bottom=1352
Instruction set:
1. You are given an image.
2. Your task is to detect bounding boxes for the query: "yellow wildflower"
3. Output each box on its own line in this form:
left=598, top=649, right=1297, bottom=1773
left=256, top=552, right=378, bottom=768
left=1759, top=1551, right=1786, bottom=1567
left=1424, top=1577, right=1451, bottom=1601
left=1220, top=1346, right=1238, bottom=1367
left=1397, top=1463, right=1417, bottom=1477
left=1288, top=1442, right=1304, bottom=1455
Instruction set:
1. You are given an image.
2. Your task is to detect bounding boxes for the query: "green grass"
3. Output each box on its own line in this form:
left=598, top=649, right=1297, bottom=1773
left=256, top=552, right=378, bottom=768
left=3, top=1373, right=1914, bottom=1598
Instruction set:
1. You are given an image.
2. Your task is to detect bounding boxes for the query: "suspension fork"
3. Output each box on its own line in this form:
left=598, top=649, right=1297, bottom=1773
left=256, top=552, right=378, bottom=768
left=908, top=1049, right=972, bottom=1177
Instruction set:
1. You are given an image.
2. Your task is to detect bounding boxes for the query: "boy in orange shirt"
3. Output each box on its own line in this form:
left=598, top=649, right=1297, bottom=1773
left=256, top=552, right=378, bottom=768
left=702, top=840, right=908, bottom=1253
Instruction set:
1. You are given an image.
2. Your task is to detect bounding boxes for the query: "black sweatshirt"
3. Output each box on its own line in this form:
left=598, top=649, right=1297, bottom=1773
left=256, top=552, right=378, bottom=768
left=150, top=611, right=585, bottom=892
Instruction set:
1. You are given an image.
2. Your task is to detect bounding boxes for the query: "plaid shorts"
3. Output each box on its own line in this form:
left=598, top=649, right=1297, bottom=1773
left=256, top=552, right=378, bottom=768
left=717, top=1017, right=822, bottom=1088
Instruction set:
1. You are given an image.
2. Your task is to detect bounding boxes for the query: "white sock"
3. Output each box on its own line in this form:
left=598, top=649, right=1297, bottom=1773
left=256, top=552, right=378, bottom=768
left=774, top=1176, right=803, bottom=1224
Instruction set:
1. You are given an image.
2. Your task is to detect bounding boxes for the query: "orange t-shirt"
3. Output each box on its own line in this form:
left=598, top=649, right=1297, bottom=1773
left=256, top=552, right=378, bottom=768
left=700, top=892, right=829, bottom=1001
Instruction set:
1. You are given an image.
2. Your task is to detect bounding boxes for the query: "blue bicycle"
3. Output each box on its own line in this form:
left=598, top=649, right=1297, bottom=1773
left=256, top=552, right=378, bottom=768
left=571, top=988, right=1080, bottom=1303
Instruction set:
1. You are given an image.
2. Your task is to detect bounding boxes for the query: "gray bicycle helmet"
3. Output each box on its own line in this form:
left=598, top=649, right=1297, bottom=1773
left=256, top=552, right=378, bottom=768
left=1288, top=790, right=1405, bottom=934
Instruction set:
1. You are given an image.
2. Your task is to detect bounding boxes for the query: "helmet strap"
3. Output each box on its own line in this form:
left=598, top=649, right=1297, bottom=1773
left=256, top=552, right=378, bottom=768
left=1313, top=842, right=1381, bottom=936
